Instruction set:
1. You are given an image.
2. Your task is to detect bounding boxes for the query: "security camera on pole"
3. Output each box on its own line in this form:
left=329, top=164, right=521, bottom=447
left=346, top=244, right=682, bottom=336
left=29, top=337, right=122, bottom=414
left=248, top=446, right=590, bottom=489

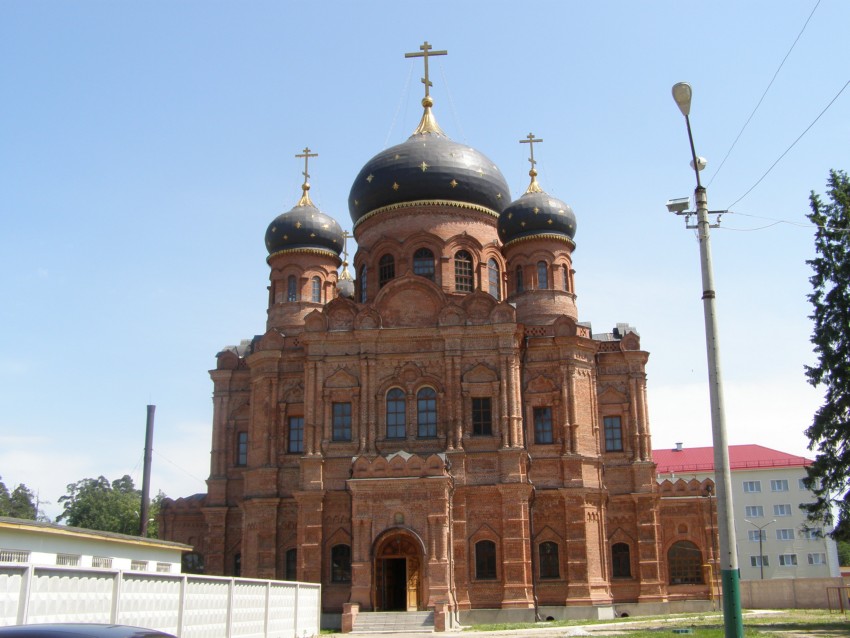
left=667, top=82, right=744, bottom=638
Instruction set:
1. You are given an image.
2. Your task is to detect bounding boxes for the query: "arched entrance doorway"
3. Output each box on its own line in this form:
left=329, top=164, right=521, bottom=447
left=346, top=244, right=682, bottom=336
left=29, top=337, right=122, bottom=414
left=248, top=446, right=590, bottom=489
left=373, top=530, right=423, bottom=611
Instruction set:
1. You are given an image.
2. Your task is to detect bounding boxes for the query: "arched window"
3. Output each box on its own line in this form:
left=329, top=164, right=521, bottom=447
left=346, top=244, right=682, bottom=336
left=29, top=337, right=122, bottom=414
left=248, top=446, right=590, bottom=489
left=379, top=254, right=395, bottom=288
left=287, top=275, right=298, bottom=302
left=668, top=540, right=703, bottom=584
left=455, top=250, right=473, bottom=293
left=285, top=548, right=297, bottom=581
left=386, top=388, right=406, bottom=439
left=515, top=265, right=524, bottom=294
left=487, top=258, right=501, bottom=300
left=475, top=540, right=497, bottom=580
left=539, top=541, right=560, bottom=579
left=417, top=387, right=437, bottom=438
left=562, top=264, right=570, bottom=292
left=612, top=542, right=631, bottom=578
left=359, top=265, right=368, bottom=302
left=182, top=552, right=204, bottom=574
left=311, top=276, right=321, bottom=303
left=413, top=247, right=435, bottom=281
left=537, top=261, right=548, bottom=289
left=331, top=544, right=351, bottom=582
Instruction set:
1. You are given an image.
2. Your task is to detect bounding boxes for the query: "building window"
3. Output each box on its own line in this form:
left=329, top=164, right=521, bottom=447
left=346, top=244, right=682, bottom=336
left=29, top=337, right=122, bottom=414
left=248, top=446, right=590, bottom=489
left=472, top=397, right=492, bottom=436
left=778, top=554, right=797, bottom=567
left=538, top=541, right=559, bottom=579
left=743, top=481, right=761, bottom=493
left=182, top=552, right=204, bottom=574
left=475, top=540, right=497, bottom=580
left=56, top=554, right=81, bottom=567
left=359, top=266, right=368, bottom=302
left=91, top=556, right=112, bottom=569
left=603, top=416, right=623, bottom=452
left=285, top=548, right=297, bottom=581
left=744, top=505, right=764, bottom=518
left=386, top=388, right=406, bottom=439
left=534, top=407, right=553, bottom=444
left=562, top=264, right=569, bottom=291
left=454, top=250, right=474, bottom=293
left=750, top=555, right=769, bottom=567
left=668, top=540, right=703, bottom=585
left=748, top=530, right=766, bottom=542
left=417, top=387, right=437, bottom=438
left=131, top=559, right=148, bottom=572
left=234, top=553, right=241, bottom=577
left=807, top=553, right=826, bottom=565
left=774, top=504, right=792, bottom=517
left=611, top=543, right=631, bottom=578
left=379, top=254, right=395, bottom=287
left=413, top=248, right=435, bottom=280
left=537, top=261, right=548, bottom=289
left=771, top=479, right=789, bottom=492
left=798, top=477, right=809, bottom=490
left=487, top=258, right=501, bottom=300
left=801, top=528, right=823, bottom=540
left=287, top=275, right=298, bottom=302
left=0, top=550, right=29, bottom=564
left=156, top=562, right=171, bottom=573
left=331, top=544, right=351, bottom=582
left=288, top=416, right=304, bottom=454
left=311, top=276, right=321, bottom=303
left=776, top=528, right=794, bottom=541
left=515, top=265, right=524, bottom=294
left=332, top=402, right=352, bottom=441
left=236, top=431, right=248, bottom=466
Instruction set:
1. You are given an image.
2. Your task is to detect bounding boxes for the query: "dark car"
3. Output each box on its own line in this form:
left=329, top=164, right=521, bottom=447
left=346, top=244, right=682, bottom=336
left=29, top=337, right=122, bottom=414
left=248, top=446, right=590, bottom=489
left=0, top=625, right=176, bottom=638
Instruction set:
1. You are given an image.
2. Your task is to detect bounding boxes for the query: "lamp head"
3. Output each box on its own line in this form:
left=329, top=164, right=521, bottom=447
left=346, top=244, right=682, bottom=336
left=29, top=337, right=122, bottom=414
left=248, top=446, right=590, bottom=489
left=666, top=197, right=691, bottom=214
left=672, top=82, right=692, bottom=117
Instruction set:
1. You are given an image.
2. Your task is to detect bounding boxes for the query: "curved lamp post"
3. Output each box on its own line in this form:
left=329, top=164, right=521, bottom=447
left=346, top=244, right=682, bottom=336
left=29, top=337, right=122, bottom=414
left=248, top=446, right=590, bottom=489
left=745, top=518, right=776, bottom=580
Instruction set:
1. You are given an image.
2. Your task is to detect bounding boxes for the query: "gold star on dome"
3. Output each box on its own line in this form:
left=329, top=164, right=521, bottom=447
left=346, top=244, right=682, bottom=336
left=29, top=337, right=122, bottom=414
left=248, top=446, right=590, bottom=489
left=393, top=182, right=400, bottom=191
left=533, top=207, right=540, bottom=214
left=271, top=227, right=277, bottom=233
left=420, top=161, right=429, bottom=172
left=477, top=168, right=484, bottom=177
left=507, top=212, right=513, bottom=219
left=496, top=193, right=502, bottom=200
left=547, top=219, right=553, bottom=225
left=283, top=235, right=289, bottom=240
left=520, top=221, right=526, bottom=227
left=558, top=209, right=565, bottom=215
left=366, top=174, right=374, bottom=183
left=450, top=179, right=458, bottom=188
left=310, top=233, right=316, bottom=237
left=354, top=199, right=359, bottom=206
left=295, top=221, right=302, bottom=228
left=394, top=154, right=401, bottom=160
left=310, top=214, right=315, bottom=219
left=322, top=223, right=329, bottom=229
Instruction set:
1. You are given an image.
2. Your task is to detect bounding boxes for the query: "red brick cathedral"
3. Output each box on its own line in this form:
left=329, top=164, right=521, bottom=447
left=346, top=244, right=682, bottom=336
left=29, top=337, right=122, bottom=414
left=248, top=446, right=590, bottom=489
left=161, top=44, right=715, bottom=624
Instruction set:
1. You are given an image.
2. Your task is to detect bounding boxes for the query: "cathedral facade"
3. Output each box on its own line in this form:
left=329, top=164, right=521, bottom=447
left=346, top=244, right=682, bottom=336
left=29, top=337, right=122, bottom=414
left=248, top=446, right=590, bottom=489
left=160, top=45, right=716, bottom=625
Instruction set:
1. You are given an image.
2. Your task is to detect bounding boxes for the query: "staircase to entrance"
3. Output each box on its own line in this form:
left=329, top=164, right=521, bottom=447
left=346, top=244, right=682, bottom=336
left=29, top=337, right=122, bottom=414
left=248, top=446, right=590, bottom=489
left=351, top=611, right=435, bottom=634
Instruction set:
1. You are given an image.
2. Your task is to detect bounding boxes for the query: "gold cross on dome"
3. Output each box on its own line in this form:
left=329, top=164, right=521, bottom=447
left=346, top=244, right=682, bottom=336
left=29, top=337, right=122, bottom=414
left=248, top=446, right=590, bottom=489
left=519, top=133, right=543, bottom=170
left=405, top=41, right=447, bottom=99
left=296, top=147, right=318, bottom=185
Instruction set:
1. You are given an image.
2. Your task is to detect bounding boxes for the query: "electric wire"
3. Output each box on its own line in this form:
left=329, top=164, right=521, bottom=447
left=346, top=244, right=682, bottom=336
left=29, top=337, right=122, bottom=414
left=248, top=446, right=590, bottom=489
left=707, top=0, right=822, bottom=187
left=384, top=63, right=414, bottom=148
left=439, top=63, right=466, bottom=143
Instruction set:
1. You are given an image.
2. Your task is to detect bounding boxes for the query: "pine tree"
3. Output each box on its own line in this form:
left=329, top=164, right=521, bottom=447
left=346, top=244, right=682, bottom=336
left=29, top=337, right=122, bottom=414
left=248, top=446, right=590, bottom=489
left=803, top=169, right=850, bottom=540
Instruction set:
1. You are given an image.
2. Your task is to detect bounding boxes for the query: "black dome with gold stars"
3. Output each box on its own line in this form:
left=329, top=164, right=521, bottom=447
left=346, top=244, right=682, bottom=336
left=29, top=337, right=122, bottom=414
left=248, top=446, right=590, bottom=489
left=265, top=188, right=344, bottom=258
left=498, top=176, right=577, bottom=246
left=348, top=98, right=510, bottom=226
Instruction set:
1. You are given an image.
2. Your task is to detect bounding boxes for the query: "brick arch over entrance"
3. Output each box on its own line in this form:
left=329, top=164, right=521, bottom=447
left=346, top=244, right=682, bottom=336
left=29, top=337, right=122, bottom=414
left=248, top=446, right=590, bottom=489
left=372, top=527, right=426, bottom=611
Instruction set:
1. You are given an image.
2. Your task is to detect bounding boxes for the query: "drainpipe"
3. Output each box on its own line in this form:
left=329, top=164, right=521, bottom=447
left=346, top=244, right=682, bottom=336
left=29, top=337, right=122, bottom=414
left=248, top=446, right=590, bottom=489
left=519, top=335, right=541, bottom=621
left=445, top=456, right=460, bottom=628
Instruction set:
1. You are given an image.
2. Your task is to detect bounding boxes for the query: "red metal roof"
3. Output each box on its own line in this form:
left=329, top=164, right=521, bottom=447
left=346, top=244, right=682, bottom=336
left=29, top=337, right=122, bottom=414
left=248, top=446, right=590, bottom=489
left=652, top=444, right=811, bottom=474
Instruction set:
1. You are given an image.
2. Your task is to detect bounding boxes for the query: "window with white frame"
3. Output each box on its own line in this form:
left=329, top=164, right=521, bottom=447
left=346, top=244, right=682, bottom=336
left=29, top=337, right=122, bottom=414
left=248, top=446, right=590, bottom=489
left=91, top=556, right=112, bottom=569
left=770, top=479, right=789, bottom=492
left=745, top=505, right=764, bottom=518
left=156, top=562, right=171, bottom=573
left=750, top=555, right=769, bottom=567
left=743, top=480, right=761, bottom=493
left=56, top=554, right=80, bottom=567
left=778, top=554, right=797, bottom=566
left=131, top=560, right=148, bottom=571
left=775, top=528, right=794, bottom=541
left=0, top=550, right=29, bottom=563
left=800, top=528, right=823, bottom=540
left=798, top=478, right=808, bottom=490
left=747, top=530, right=766, bottom=542
left=807, top=553, right=826, bottom=565
left=774, top=504, right=792, bottom=517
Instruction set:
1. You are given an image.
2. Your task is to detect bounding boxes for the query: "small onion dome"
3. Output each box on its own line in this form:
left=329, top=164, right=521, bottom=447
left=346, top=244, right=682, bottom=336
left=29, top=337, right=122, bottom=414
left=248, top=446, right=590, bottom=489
left=497, top=169, right=577, bottom=246
left=348, top=97, right=510, bottom=226
left=265, top=184, right=344, bottom=258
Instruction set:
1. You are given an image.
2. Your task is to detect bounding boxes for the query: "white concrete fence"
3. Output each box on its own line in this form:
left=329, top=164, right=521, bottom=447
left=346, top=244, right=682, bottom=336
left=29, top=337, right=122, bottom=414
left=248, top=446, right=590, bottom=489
left=0, top=564, right=320, bottom=638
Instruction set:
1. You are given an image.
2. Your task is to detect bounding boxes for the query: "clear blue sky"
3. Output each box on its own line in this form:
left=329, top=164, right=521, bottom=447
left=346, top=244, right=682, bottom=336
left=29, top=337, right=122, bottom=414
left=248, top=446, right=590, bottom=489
left=2, top=1, right=846, bottom=519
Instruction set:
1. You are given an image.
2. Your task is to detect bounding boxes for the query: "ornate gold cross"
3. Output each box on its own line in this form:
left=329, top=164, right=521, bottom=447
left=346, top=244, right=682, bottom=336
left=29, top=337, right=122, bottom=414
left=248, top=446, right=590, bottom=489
left=519, top=133, right=543, bottom=170
left=405, top=41, right=448, bottom=99
left=296, top=147, right=318, bottom=185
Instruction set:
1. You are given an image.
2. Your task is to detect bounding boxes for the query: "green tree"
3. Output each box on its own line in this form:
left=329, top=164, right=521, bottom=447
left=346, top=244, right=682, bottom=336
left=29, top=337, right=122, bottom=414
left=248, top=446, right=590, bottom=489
left=0, top=476, right=37, bottom=519
left=803, top=169, right=850, bottom=540
left=56, top=475, right=163, bottom=538
left=838, top=540, right=850, bottom=566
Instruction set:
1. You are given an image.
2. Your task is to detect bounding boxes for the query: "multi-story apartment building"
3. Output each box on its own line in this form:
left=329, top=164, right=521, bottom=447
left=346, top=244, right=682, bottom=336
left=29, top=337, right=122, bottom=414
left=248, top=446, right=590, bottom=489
left=654, top=444, right=840, bottom=580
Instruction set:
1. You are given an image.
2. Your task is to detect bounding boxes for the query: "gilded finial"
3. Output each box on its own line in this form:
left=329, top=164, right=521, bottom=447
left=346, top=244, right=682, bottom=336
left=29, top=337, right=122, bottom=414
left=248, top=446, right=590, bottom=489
left=405, top=41, right=448, bottom=136
left=340, top=230, right=353, bottom=280
left=295, top=147, right=318, bottom=206
left=519, top=132, right=544, bottom=193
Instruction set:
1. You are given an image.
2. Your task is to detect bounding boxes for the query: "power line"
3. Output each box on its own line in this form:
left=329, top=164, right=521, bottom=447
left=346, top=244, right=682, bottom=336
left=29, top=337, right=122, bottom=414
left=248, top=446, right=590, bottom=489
left=708, top=0, right=822, bottom=187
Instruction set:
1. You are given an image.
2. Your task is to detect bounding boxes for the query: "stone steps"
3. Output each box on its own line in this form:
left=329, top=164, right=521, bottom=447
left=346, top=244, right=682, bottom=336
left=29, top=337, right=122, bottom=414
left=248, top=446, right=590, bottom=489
left=352, top=610, right=435, bottom=634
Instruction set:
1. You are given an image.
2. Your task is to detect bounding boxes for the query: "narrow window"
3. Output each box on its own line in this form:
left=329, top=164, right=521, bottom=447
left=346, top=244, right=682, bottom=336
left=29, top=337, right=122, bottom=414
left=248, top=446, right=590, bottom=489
left=534, top=407, right=553, bottom=444
left=612, top=542, right=631, bottom=578
left=515, top=265, right=524, bottom=293
left=808, top=553, right=826, bottom=565
left=413, top=247, right=435, bottom=281
left=332, top=402, right=352, bottom=441
left=236, top=431, right=248, bottom=466
left=538, top=541, right=559, bottom=579
left=311, top=276, right=321, bottom=303
left=487, top=258, right=501, bottom=300
left=359, top=265, right=368, bottom=302
left=285, top=548, right=297, bottom=581
left=287, top=275, right=298, bottom=302
left=748, top=530, right=766, bottom=542
left=288, top=416, right=304, bottom=454
left=472, top=397, right=492, bottom=436
left=417, top=387, right=437, bottom=438
left=604, top=416, right=623, bottom=452
left=331, top=544, right=351, bottom=582
left=379, top=254, right=395, bottom=287
left=233, top=553, right=241, bottom=577
left=776, top=529, right=794, bottom=541
left=537, top=261, right=548, bottom=289
left=455, top=250, right=473, bottom=293
left=475, top=540, right=497, bottom=580
left=562, top=264, right=569, bottom=291
left=386, top=388, right=406, bottom=439
left=668, top=541, right=703, bottom=584
left=750, top=555, right=769, bottom=567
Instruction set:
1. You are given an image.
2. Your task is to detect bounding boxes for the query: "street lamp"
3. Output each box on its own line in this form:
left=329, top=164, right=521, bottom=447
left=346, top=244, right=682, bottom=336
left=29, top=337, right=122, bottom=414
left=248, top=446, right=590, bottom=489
left=668, top=82, right=744, bottom=638
left=745, top=519, right=776, bottom=580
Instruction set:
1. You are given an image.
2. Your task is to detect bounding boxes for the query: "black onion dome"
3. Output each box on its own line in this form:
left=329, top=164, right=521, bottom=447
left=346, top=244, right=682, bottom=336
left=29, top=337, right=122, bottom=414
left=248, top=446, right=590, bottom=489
left=498, top=177, right=577, bottom=246
left=265, top=189, right=344, bottom=258
left=348, top=101, right=510, bottom=225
